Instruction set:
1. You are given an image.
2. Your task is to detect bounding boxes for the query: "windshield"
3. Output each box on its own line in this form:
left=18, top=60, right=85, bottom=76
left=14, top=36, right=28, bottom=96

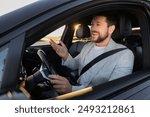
left=0, top=0, right=39, bottom=16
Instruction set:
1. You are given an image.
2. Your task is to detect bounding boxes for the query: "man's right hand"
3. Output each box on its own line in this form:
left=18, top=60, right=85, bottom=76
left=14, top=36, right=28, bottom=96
left=49, top=74, right=72, bottom=94
left=49, top=39, right=69, bottom=61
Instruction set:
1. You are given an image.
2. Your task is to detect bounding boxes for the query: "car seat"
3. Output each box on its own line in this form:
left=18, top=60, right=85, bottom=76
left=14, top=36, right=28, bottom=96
left=69, top=24, right=90, bottom=57
left=112, top=15, right=142, bottom=71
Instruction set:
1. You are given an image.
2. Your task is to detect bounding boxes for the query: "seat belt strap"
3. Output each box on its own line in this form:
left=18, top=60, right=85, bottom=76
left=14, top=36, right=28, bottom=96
left=79, top=48, right=127, bottom=76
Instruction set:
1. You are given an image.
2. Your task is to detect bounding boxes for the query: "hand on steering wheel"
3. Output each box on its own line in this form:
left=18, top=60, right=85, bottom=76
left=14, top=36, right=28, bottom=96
left=37, top=49, right=72, bottom=95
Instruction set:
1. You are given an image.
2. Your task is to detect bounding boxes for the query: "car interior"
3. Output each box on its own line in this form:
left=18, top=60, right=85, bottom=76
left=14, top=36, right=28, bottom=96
left=0, top=4, right=144, bottom=99
left=69, top=15, right=142, bottom=73
left=16, top=8, right=143, bottom=99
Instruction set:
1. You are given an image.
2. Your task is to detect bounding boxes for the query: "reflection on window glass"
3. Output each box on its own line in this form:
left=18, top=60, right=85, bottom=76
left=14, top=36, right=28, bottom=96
left=32, top=25, right=66, bottom=46
left=0, top=44, right=9, bottom=85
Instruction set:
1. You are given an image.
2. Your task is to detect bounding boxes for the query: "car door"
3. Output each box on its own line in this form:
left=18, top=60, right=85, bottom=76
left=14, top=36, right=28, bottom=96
left=48, top=0, right=150, bottom=100
left=1, top=0, right=150, bottom=99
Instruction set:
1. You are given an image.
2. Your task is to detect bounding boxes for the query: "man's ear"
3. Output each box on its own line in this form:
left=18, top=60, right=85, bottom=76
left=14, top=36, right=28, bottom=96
left=109, top=25, right=115, bottom=34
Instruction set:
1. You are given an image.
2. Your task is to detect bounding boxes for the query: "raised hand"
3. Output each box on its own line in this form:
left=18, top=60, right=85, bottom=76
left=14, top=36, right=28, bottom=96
left=49, top=39, right=69, bottom=61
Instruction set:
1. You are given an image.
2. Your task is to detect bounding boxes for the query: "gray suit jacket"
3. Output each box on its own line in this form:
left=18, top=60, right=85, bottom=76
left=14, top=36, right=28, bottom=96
left=63, top=39, right=134, bottom=91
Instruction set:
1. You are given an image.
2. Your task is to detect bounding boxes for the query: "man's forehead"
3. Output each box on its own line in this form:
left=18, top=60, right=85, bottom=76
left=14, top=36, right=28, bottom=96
left=92, top=16, right=107, bottom=22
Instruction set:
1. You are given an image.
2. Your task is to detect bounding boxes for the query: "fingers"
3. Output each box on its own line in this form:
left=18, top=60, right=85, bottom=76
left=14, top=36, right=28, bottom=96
left=49, top=39, right=59, bottom=51
left=49, top=75, right=66, bottom=85
left=51, top=79, right=64, bottom=85
left=59, top=40, right=66, bottom=48
left=50, top=39, right=66, bottom=50
left=48, top=74, right=72, bottom=94
left=49, top=74, right=64, bottom=81
left=49, top=40, right=68, bottom=60
left=53, top=85, right=66, bottom=94
left=49, top=39, right=66, bottom=56
left=53, top=84, right=64, bottom=89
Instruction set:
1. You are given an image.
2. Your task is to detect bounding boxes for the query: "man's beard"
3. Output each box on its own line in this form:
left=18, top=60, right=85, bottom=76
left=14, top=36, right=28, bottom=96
left=91, top=31, right=109, bottom=43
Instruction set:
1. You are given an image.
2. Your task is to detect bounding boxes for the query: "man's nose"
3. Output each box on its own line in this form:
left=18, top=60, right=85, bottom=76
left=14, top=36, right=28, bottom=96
left=91, top=26, right=97, bottom=32
left=91, top=26, right=95, bottom=31
left=91, top=24, right=97, bottom=30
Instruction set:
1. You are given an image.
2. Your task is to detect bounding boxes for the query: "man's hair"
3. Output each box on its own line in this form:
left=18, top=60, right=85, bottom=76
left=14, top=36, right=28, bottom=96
left=94, top=13, right=116, bottom=26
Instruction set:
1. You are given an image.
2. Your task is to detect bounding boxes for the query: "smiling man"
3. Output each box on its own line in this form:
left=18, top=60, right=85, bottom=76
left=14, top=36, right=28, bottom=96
left=49, top=14, right=134, bottom=94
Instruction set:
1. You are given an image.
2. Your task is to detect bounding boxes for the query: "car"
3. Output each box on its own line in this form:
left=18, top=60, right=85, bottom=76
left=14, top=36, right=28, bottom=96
left=1, top=0, right=150, bottom=100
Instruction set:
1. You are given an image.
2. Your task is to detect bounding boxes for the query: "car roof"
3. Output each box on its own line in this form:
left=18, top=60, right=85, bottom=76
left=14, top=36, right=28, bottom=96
left=0, top=0, right=69, bottom=36
left=0, top=0, right=147, bottom=38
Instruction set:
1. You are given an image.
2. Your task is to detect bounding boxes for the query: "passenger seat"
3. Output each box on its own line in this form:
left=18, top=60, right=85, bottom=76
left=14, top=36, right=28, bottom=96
left=69, top=24, right=91, bottom=57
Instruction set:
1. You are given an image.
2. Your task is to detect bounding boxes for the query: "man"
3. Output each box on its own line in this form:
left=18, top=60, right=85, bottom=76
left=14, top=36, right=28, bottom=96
left=49, top=14, right=134, bottom=94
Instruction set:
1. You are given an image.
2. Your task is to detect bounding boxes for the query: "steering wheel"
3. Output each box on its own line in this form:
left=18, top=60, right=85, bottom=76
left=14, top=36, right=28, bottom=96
left=24, top=49, right=59, bottom=99
left=36, top=49, right=58, bottom=97
left=37, top=49, right=57, bottom=75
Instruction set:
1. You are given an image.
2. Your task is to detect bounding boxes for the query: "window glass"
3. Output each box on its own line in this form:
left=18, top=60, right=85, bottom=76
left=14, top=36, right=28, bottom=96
left=0, top=44, right=9, bottom=87
left=32, top=25, right=66, bottom=46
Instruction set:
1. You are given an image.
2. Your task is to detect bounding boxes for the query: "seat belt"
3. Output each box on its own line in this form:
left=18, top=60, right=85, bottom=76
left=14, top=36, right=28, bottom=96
left=79, top=48, right=127, bottom=76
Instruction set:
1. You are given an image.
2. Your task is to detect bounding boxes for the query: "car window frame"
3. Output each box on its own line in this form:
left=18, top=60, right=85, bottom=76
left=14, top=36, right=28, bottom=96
left=15, top=0, right=150, bottom=99
left=0, top=33, right=25, bottom=94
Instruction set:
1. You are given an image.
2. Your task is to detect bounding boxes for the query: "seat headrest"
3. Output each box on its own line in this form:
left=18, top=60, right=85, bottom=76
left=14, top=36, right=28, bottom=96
left=112, top=15, right=132, bottom=40
left=76, top=25, right=90, bottom=38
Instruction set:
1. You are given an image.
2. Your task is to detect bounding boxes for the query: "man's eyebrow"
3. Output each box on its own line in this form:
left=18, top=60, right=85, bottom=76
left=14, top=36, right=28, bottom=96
left=96, top=21, right=101, bottom=23
left=95, top=21, right=101, bottom=24
left=91, top=20, right=101, bottom=23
